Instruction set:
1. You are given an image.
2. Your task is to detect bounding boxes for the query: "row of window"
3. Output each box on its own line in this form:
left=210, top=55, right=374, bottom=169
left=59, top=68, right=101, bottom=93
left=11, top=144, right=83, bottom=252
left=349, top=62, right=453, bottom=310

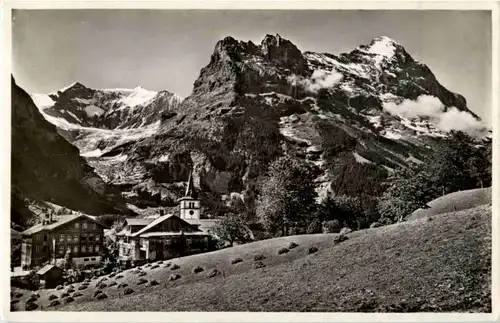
left=74, top=222, right=99, bottom=230
left=59, top=234, right=100, bottom=242
left=58, top=244, right=100, bottom=254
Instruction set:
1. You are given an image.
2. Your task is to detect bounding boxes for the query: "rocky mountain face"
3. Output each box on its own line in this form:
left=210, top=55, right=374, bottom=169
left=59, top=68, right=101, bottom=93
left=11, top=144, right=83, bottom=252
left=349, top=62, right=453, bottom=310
left=11, top=76, right=133, bottom=230
left=28, top=34, right=489, bottom=219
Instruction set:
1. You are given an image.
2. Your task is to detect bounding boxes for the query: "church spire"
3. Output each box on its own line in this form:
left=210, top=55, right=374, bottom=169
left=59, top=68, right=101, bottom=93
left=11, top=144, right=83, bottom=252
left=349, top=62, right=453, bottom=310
left=185, top=170, right=198, bottom=198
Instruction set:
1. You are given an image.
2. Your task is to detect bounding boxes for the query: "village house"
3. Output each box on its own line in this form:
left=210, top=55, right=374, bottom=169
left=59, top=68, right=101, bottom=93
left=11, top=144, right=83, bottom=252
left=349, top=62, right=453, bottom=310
left=20, top=213, right=109, bottom=269
left=116, top=172, right=219, bottom=264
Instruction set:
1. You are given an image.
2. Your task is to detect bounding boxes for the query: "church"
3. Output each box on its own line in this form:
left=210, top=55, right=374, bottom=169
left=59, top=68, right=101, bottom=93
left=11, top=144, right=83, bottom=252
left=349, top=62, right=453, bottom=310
left=116, top=172, right=219, bottom=264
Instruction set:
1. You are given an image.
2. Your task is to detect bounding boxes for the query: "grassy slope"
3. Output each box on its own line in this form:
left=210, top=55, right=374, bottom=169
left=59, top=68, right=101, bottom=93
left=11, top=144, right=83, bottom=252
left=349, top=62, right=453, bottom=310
left=408, top=187, right=491, bottom=221
left=12, top=204, right=491, bottom=312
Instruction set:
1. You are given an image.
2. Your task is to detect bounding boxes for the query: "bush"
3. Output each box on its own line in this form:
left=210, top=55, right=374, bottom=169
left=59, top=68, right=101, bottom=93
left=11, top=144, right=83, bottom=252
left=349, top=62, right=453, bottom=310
left=207, top=269, right=220, bottom=278
left=288, top=242, right=299, bottom=249
left=97, top=283, right=107, bottom=289
left=138, top=272, right=147, bottom=277
left=193, top=266, right=204, bottom=274
left=253, top=254, right=266, bottom=261
left=60, top=292, right=69, bottom=298
left=334, top=234, right=349, bottom=244
left=164, top=263, right=171, bottom=268
left=253, top=261, right=266, bottom=269
left=124, top=288, right=134, bottom=295
left=339, top=227, right=352, bottom=235
left=307, top=218, right=323, bottom=234
left=49, top=300, right=60, bottom=307
left=169, top=274, right=181, bottom=281
left=170, top=264, right=180, bottom=270
left=231, top=257, right=243, bottom=264
left=308, top=246, right=319, bottom=254
left=137, top=278, right=148, bottom=285
left=108, top=273, right=116, bottom=278
left=277, top=247, right=289, bottom=255
left=323, top=220, right=342, bottom=233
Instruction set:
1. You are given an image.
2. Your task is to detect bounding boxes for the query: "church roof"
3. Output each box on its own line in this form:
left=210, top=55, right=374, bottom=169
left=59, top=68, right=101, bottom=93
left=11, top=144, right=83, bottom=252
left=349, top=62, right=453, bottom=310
left=184, top=171, right=198, bottom=199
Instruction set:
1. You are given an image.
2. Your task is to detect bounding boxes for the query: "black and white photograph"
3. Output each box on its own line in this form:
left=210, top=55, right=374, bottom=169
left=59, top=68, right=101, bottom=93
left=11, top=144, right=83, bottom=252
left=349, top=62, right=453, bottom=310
left=4, top=3, right=496, bottom=317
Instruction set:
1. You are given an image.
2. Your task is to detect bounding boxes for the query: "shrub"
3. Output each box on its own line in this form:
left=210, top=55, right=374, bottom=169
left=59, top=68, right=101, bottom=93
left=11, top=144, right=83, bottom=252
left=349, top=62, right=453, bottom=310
left=323, top=219, right=342, bottom=233
left=277, top=247, right=289, bottom=255
left=31, top=293, right=40, bottom=299
left=108, top=273, right=116, bottom=278
left=49, top=300, right=60, bottom=307
left=147, top=280, right=160, bottom=286
left=14, top=292, right=23, bottom=299
left=169, top=274, right=181, bottom=281
left=207, top=269, right=220, bottom=278
left=25, top=302, right=38, bottom=311
left=193, top=266, right=204, bottom=274
left=124, top=288, right=134, bottom=295
left=67, top=287, right=75, bottom=293
left=73, top=292, right=83, bottom=297
left=231, top=257, right=243, bottom=264
left=170, top=264, right=180, bottom=270
left=96, top=293, right=108, bottom=300
left=118, top=282, right=128, bottom=288
left=307, top=218, right=323, bottom=234
left=164, top=263, right=171, bottom=268
left=339, top=227, right=352, bottom=235
left=48, top=294, right=58, bottom=301
left=288, top=242, right=299, bottom=249
left=253, top=261, right=266, bottom=269
left=65, top=296, right=74, bottom=304
left=334, top=234, right=349, bottom=244
left=308, top=246, right=319, bottom=254
left=253, top=254, right=266, bottom=261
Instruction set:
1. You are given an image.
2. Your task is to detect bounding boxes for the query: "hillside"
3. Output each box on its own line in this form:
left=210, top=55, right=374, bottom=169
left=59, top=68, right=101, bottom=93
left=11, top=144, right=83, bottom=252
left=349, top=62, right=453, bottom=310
left=12, top=204, right=491, bottom=312
left=10, top=76, right=133, bottom=230
left=407, top=187, right=492, bottom=221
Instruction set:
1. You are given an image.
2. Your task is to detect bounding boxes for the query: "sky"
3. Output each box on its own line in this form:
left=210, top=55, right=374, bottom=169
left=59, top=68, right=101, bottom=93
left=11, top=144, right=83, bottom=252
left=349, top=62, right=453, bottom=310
left=12, top=10, right=492, bottom=121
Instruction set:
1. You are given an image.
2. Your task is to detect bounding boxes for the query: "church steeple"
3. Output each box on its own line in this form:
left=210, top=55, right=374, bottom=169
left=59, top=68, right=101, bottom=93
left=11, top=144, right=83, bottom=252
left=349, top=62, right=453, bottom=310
left=184, top=171, right=198, bottom=198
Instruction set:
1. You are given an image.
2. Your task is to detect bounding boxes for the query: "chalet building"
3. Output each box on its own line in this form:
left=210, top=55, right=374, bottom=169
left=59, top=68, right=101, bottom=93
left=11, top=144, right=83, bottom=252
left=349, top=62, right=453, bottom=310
left=21, top=213, right=109, bottom=269
left=117, top=172, right=219, bottom=263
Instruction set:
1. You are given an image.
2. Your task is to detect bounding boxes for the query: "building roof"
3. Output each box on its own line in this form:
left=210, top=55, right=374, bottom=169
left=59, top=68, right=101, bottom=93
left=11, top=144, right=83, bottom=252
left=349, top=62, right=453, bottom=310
left=184, top=218, right=202, bottom=226
left=22, top=214, right=109, bottom=236
left=37, top=264, right=61, bottom=275
left=199, top=219, right=220, bottom=228
left=140, top=231, right=209, bottom=238
left=131, top=214, right=200, bottom=237
left=124, top=218, right=154, bottom=226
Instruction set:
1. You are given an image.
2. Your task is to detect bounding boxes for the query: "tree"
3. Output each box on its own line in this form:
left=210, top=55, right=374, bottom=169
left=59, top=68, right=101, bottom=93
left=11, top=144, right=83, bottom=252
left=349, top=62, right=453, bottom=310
left=62, top=248, right=75, bottom=270
left=256, top=156, right=319, bottom=237
left=316, top=194, right=367, bottom=230
left=213, top=213, right=252, bottom=247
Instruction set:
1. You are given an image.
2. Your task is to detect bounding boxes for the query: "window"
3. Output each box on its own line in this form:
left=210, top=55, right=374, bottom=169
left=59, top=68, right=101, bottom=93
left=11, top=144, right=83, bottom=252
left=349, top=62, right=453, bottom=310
left=75, top=222, right=79, bottom=229
left=83, top=222, right=87, bottom=230
left=42, top=246, right=47, bottom=252
left=91, top=257, right=96, bottom=261
left=89, top=234, right=94, bottom=241
left=35, top=246, right=40, bottom=253
left=96, top=235, right=100, bottom=241
left=59, top=234, right=64, bottom=242
left=89, top=245, right=94, bottom=252
left=84, top=258, right=89, bottom=261
left=166, top=239, right=171, bottom=245
left=93, top=223, right=97, bottom=230
left=59, top=245, right=64, bottom=254
left=73, top=245, right=78, bottom=253
left=82, top=245, right=86, bottom=252
left=81, top=234, right=86, bottom=241
left=95, top=245, right=99, bottom=252
left=187, top=238, right=192, bottom=245
left=44, top=234, right=48, bottom=242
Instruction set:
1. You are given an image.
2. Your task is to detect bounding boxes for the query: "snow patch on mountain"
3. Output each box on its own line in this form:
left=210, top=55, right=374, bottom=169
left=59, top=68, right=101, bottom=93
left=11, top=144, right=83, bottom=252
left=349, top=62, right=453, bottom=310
left=288, top=69, right=343, bottom=93
left=353, top=151, right=373, bottom=164
left=30, top=94, right=56, bottom=110
left=114, top=86, right=158, bottom=110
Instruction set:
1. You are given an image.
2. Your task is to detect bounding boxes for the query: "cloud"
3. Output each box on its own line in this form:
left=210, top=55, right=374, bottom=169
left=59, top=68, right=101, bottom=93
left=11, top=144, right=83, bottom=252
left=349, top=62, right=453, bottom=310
left=288, top=70, right=343, bottom=93
left=382, top=95, right=486, bottom=137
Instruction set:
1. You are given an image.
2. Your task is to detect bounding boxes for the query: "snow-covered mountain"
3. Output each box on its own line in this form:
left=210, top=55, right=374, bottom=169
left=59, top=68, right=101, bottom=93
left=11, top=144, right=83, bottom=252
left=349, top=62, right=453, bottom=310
left=28, top=34, right=490, bottom=216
